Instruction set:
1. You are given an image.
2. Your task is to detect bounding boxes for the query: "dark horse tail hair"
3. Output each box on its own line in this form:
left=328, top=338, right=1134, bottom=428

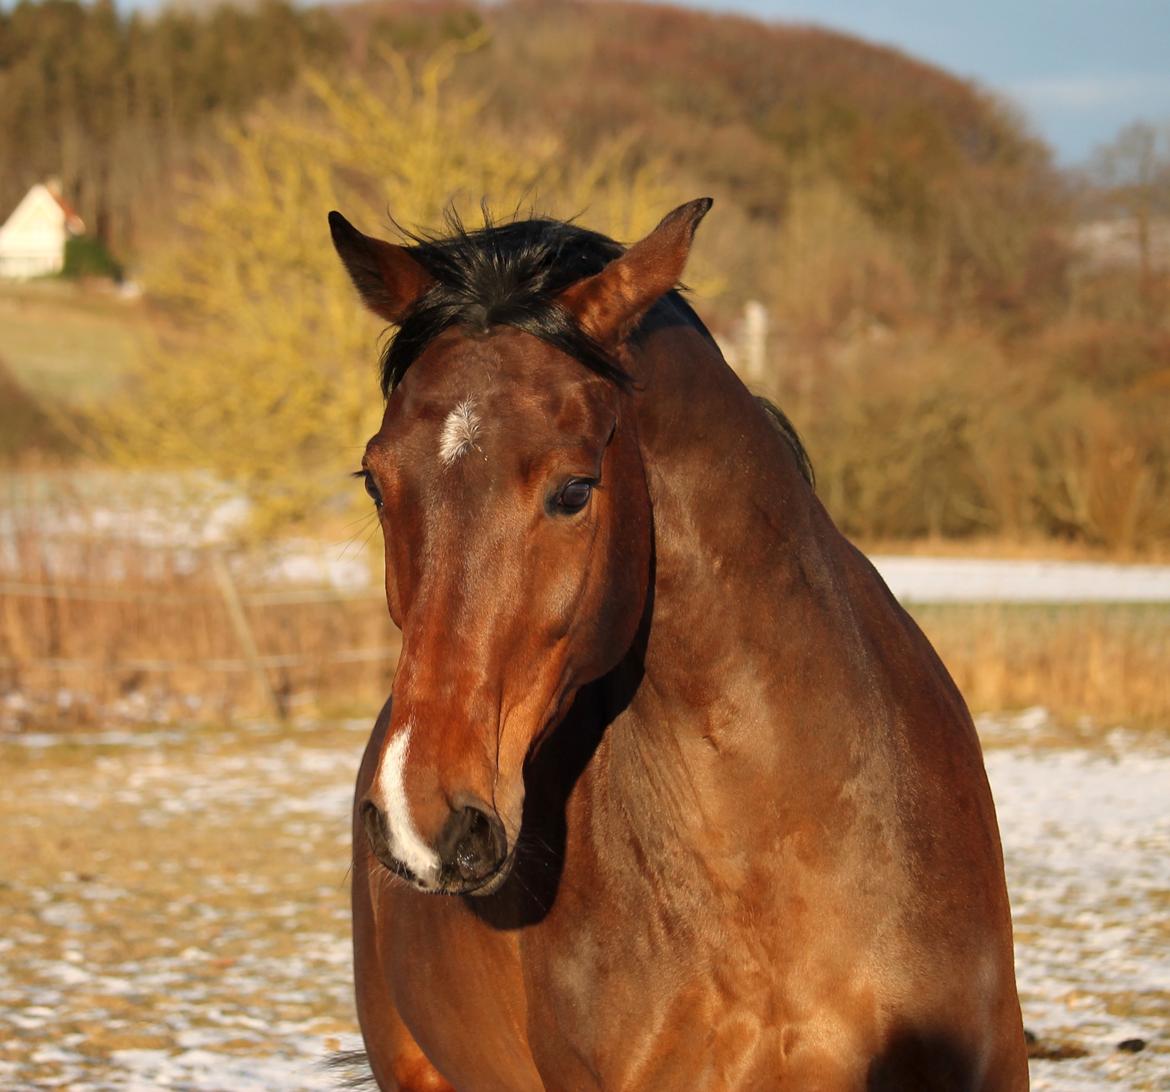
left=322, top=1048, right=377, bottom=1089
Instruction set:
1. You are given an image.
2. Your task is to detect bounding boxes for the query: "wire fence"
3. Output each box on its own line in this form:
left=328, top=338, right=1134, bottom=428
left=6, top=529, right=1170, bottom=732
left=0, top=539, right=401, bottom=728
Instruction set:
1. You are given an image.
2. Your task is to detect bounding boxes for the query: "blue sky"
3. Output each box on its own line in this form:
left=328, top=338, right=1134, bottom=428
left=667, top=0, right=1170, bottom=164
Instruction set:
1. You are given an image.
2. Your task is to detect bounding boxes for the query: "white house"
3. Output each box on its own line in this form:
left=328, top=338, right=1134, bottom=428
left=0, top=180, right=86, bottom=279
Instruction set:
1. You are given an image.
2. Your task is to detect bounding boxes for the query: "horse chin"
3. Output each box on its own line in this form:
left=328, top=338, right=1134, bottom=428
left=370, top=850, right=432, bottom=892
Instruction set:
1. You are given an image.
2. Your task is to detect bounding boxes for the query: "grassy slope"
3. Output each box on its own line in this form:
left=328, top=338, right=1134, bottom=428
left=0, top=281, right=144, bottom=405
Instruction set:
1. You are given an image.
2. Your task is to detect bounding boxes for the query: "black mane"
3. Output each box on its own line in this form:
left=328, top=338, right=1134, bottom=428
left=381, top=214, right=631, bottom=396
left=382, top=213, right=814, bottom=487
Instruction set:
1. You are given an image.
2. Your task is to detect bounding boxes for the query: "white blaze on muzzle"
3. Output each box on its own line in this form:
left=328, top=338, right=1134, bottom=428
left=371, top=722, right=441, bottom=883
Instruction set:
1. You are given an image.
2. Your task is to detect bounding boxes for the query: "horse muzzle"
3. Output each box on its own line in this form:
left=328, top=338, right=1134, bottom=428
left=361, top=797, right=511, bottom=896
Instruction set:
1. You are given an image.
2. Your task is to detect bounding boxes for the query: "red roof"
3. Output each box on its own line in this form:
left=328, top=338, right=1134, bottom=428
left=45, top=181, right=85, bottom=234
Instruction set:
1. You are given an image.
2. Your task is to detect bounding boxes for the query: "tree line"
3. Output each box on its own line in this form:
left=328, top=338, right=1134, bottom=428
left=0, top=0, right=344, bottom=253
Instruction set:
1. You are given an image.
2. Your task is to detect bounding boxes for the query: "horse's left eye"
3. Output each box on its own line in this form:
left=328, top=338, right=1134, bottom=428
left=553, top=479, right=593, bottom=515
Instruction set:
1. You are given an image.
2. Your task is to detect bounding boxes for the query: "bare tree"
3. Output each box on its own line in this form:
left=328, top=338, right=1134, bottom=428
left=1092, top=120, right=1170, bottom=318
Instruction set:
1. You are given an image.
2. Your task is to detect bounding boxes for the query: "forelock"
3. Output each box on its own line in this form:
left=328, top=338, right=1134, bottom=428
left=378, top=213, right=631, bottom=396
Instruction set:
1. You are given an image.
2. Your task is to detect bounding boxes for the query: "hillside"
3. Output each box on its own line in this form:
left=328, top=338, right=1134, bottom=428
left=0, top=0, right=345, bottom=257
left=1, top=0, right=1062, bottom=314
left=450, top=1, right=1047, bottom=217
left=333, top=0, right=1063, bottom=321
left=5, top=0, right=1165, bottom=551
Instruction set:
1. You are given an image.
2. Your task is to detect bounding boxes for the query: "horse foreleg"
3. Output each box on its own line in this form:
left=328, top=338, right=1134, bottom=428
left=358, top=1002, right=454, bottom=1092
left=352, top=702, right=452, bottom=1092
left=353, top=857, right=453, bottom=1092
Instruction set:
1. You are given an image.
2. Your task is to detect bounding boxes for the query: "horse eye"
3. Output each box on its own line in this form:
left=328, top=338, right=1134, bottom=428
left=554, top=479, right=593, bottom=515
left=360, top=471, right=382, bottom=508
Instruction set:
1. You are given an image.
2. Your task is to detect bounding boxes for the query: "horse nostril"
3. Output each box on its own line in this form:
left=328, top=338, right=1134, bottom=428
left=455, top=809, right=491, bottom=876
left=439, top=803, right=507, bottom=884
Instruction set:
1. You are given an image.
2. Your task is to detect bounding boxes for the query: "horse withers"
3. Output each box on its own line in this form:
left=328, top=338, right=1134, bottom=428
left=329, top=200, right=1029, bottom=1090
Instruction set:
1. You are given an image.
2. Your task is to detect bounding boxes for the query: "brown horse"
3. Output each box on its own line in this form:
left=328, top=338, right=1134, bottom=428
left=329, top=200, right=1028, bottom=1091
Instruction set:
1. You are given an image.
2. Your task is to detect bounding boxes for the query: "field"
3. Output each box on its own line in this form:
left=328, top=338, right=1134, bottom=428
left=3, top=466, right=1169, bottom=730
left=2, top=284, right=1168, bottom=1090
left=0, top=721, right=364, bottom=1091
left=1, top=714, right=1168, bottom=1090
left=915, top=602, right=1170, bottom=731
left=0, top=282, right=144, bottom=405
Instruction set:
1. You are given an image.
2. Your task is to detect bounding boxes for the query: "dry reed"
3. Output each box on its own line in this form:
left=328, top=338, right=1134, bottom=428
left=0, top=522, right=399, bottom=728
left=914, top=603, right=1170, bottom=731
left=3, top=500, right=1166, bottom=732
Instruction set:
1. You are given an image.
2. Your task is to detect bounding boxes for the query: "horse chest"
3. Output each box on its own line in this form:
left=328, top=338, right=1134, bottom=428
left=511, top=778, right=897, bottom=1087
left=524, top=921, right=872, bottom=1091
left=520, top=861, right=802, bottom=1084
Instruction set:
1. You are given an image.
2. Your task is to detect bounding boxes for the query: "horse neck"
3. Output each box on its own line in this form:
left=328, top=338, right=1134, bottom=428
left=630, top=308, right=837, bottom=706
left=594, top=308, right=911, bottom=862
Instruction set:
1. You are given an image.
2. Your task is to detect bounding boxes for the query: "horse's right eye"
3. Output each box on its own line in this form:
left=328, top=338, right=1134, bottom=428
left=550, top=478, right=593, bottom=515
left=357, top=470, right=382, bottom=508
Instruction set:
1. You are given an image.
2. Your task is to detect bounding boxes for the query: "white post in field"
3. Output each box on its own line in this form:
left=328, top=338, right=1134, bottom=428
left=742, top=300, right=768, bottom=384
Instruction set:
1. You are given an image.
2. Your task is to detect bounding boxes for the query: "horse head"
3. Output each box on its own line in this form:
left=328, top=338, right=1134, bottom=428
left=331, top=200, right=711, bottom=895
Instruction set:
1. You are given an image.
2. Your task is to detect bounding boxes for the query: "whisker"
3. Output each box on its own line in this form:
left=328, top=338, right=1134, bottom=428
left=338, top=509, right=379, bottom=531
left=337, top=512, right=379, bottom=560
left=508, top=854, right=550, bottom=915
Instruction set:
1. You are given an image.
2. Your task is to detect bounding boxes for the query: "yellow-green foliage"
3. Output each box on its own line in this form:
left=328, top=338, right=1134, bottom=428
left=782, top=322, right=1170, bottom=550
left=768, top=174, right=916, bottom=339
left=100, top=48, right=682, bottom=533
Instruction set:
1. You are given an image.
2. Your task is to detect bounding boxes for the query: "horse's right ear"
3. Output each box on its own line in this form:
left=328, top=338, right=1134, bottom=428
left=329, top=211, right=434, bottom=324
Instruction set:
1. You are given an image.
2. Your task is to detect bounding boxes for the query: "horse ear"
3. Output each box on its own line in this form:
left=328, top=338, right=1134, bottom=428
left=558, top=198, right=712, bottom=348
left=329, top=211, right=434, bottom=324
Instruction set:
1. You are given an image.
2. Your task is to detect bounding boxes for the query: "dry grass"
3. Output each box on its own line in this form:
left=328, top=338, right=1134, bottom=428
left=2, top=468, right=1165, bottom=732
left=3, top=526, right=1166, bottom=733
left=0, top=281, right=146, bottom=405
left=860, top=535, right=1170, bottom=564
left=0, top=520, right=399, bottom=728
left=914, top=603, right=1170, bottom=731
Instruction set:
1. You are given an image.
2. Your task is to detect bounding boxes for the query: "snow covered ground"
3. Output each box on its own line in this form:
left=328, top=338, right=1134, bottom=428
left=872, top=555, right=1170, bottom=603
left=1, top=715, right=1167, bottom=1089
left=981, top=713, right=1170, bottom=1089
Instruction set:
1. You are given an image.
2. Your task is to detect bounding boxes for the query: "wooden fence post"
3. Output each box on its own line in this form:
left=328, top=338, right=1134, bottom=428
left=210, top=550, right=284, bottom=723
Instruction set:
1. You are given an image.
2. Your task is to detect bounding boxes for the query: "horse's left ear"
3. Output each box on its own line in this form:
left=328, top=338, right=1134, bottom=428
left=329, top=211, right=434, bottom=324
left=558, top=197, right=712, bottom=349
